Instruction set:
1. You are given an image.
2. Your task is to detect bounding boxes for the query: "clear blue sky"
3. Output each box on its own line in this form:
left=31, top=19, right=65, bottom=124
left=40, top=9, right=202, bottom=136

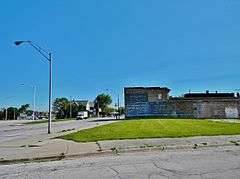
left=1, top=0, right=240, bottom=110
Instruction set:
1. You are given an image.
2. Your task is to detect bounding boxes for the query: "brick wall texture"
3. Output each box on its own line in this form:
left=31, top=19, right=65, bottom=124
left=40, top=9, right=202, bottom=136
left=125, top=87, right=240, bottom=119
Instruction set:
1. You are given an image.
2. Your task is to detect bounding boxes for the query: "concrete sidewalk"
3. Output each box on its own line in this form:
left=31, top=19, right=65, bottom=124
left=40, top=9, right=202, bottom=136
left=1, top=135, right=240, bottom=164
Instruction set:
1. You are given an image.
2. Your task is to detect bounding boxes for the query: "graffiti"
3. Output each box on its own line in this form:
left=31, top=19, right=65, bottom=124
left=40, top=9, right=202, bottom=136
left=225, top=107, right=238, bottom=118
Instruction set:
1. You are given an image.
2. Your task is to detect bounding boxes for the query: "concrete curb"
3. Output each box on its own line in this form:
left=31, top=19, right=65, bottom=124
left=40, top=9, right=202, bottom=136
left=0, top=142, right=239, bottom=165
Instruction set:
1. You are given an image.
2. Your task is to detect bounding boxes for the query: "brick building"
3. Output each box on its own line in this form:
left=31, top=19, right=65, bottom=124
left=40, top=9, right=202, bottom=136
left=124, top=87, right=240, bottom=119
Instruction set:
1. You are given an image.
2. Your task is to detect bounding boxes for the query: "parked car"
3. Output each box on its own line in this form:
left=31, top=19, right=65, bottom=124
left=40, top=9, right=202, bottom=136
left=76, top=111, right=88, bottom=120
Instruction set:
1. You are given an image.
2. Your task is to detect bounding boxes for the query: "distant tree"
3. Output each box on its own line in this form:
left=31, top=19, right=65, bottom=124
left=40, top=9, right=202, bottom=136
left=53, top=98, right=69, bottom=119
left=70, top=101, right=86, bottom=118
left=104, top=106, right=115, bottom=116
left=6, top=107, right=19, bottom=120
left=53, top=98, right=87, bottom=119
left=94, top=93, right=112, bottom=115
left=118, top=107, right=125, bottom=115
left=0, top=107, right=19, bottom=120
left=0, top=108, right=5, bottom=120
left=26, top=110, right=33, bottom=116
left=18, top=104, right=30, bottom=114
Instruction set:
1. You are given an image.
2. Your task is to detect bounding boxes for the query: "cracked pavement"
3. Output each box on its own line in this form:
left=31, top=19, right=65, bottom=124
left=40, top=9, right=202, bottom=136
left=1, top=145, right=240, bottom=179
left=0, top=118, right=115, bottom=162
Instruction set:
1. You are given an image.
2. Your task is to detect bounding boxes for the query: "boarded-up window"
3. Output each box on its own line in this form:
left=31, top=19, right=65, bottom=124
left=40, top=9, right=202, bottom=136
left=158, top=94, right=162, bottom=100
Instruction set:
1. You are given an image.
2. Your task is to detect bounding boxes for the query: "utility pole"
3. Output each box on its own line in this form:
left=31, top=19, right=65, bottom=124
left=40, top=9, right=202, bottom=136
left=5, top=108, right=7, bottom=120
left=33, top=85, right=36, bottom=120
left=69, top=96, right=72, bottom=118
left=48, top=53, right=52, bottom=134
left=2, top=96, right=14, bottom=120
left=13, top=108, right=16, bottom=120
left=117, top=94, right=120, bottom=119
left=97, top=100, right=100, bottom=117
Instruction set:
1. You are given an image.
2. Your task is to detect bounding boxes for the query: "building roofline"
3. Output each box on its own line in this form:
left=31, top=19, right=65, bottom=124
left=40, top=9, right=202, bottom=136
left=184, top=92, right=235, bottom=98
left=125, top=86, right=170, bottom=91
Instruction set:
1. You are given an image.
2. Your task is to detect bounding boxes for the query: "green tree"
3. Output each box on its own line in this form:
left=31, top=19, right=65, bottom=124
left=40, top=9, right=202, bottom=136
left=18, top=104, right=30, bottom=114
left=104, top=106, right=115, bottom=115
left=0, top=107, right=19, bottom=120
left=6, top=107, right=19, bottom=120
left=26, top=110, right=33, bottom=116
left=53, top=98, right=86, bottom=119
left=95, top=93, right=112, bottom=115
left=70, top=101, right=86, bottom=118
left=0, top=108, right=5, bottom=120
left=53, top=98, right=69, bottom=119
left=118, top=107, right=125, bottom=115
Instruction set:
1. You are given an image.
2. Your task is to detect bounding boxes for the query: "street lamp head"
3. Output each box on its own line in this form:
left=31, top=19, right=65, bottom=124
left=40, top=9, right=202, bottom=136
left=14, top=40, right=31, bottom=46
left=14, top=41, right=24, bottom=46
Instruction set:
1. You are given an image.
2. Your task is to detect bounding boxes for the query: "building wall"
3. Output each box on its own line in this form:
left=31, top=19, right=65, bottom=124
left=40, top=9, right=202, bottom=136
left=170, top=98, right=240, bottom=118
left=124, top=87, right=170, bottom=117
left=125, top=100, right=195, bottom=118
left=125, top=87, right=170, bottom=117
left=125, top=87, right=240, bottom=118
left=125, top=87, right=169, bottom=103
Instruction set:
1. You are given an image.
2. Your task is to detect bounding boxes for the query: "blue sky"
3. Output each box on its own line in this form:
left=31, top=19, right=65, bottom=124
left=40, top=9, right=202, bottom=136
left=1, top=0, right=240, bottom=110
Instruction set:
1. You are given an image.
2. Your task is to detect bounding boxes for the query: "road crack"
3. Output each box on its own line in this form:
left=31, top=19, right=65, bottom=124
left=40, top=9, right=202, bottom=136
left=96, top=141, right=102, bottom=152
left=109, top=166, right=120, bottom=177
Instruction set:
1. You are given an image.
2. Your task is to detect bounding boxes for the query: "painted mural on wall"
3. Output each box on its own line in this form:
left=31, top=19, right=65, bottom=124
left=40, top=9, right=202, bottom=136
left=125, top=87, right=240, bottom=119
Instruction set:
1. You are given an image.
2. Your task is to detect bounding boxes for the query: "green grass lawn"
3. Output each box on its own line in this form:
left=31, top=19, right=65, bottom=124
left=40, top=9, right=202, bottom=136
left=24, top=118, right=75, bottom=124
left=59, top=119, right=240, bottom=142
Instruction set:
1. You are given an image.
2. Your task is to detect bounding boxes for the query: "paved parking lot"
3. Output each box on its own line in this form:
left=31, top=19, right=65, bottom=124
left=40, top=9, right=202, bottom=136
left=0, top=118, right=115, bottom=144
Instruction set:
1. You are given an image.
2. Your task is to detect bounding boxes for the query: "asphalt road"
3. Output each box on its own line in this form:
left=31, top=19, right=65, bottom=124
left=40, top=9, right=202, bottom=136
left=0, top=118, right=115, bottom=144
left=0, top=145, right=240, bottom=179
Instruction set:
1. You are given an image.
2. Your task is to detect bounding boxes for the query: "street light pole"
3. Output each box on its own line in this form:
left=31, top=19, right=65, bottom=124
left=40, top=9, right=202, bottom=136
left=117, top=93, right=120, bottom=116
left=33, top=85, right=36, bottom=120
left=69, top=96, right=72, bottom=118
left=5, top=108, right=7, bottom=120
left=98, top=101, right=100, bottom=117
left=13, top=108, right=16, bottom=120
left=48, top=53, right=52, bottom=134
left=2, top=96, right=15, bottom=120
left=15, top=41, right=53, bottom=134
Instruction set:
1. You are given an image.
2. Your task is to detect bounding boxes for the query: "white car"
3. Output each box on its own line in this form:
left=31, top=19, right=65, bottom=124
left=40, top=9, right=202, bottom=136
left=76, top=111, right=88, bottom=120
